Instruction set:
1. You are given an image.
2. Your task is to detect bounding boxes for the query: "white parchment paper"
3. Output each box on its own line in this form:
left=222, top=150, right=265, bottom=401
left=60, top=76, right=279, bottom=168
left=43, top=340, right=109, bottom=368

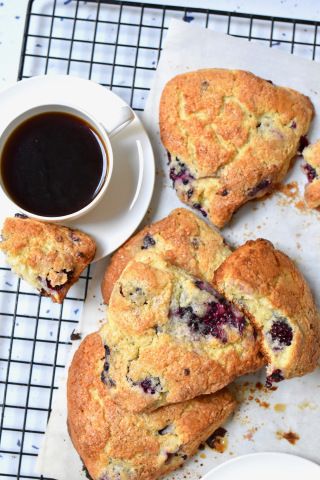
left=37, top=21, right=320, bottom=479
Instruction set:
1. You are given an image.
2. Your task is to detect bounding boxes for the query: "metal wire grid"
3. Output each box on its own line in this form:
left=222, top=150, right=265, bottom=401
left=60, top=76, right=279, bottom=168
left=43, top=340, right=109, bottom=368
left=1, top=0, right=320, bottom=479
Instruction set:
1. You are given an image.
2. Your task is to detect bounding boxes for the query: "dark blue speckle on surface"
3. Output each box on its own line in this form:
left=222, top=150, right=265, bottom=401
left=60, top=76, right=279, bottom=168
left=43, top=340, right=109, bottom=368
left=0, top=3, right=4, bottom=7
left=64, top=0, right=72, bottom=4
left=36, top=43, right=42, bottom=48
left=32, top=445, right=39, bottom=450
left=183, top=13, right=194, bottom=23
left=15, top=15, right=20, bottom=19
left=74, top=308, right=79, bottom=315
left=5, top=281, right=13, bottom=287
left=17, top=440, right=21, bottom=447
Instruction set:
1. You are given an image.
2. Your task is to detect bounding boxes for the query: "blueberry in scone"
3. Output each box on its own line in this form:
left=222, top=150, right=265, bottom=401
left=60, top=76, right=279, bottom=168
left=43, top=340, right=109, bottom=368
left=214, top=239, right=320, bottom=387
left=67, top=332, right=236, bottom=480
left=101, top=250, right=263, bottom=413
left=0, top=216, right=96, bottom=303
left=302, top=140, right=320, bottom=209
left=160, top=69, right=314, bottom=227
left=102, top=208, right=231, bottom=304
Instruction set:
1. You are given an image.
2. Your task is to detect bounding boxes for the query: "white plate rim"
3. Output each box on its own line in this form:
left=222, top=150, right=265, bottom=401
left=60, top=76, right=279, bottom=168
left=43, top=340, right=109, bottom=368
left=202, top=451, right=320, bottom=479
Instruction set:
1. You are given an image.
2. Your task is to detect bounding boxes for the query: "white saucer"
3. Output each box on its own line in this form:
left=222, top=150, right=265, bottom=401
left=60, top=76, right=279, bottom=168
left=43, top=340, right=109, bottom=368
left=203, top=452, right=320, bottom=479
left=0, top=75, right=155, bottom=261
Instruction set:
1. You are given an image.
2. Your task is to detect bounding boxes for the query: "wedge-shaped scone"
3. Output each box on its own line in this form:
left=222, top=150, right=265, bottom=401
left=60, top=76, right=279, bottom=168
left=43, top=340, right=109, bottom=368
left=101, top=250, right=263, bottom=413
left=0, top=216, right=96, bottom=303
left=160, top=69, right=314, bottom=227
left=302, top=140, right=320, bottom=209
left=68, top=333, right=236, bottom=480
left=102, top=208, right=231, bottom=304
left=214, top=239, right=320, bottom=386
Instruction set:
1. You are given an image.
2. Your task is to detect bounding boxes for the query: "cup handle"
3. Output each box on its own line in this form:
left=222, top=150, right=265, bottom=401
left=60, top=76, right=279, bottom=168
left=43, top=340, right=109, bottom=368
left=104, top=106, right=135, bottom=138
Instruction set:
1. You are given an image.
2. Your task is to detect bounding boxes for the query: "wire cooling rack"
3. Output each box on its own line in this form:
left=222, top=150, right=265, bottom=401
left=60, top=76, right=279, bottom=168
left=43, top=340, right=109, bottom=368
left=1, top=1, right=320, bottom=479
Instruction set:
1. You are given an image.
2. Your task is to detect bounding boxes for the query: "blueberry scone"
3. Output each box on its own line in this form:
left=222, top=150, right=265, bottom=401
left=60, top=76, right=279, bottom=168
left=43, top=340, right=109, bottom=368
left=302, top=140, right=320, bottom=209
left=101, top=250, right=263, bottom=413
left=160, top=69, right=314, bottom=227
left=102, top=208, right=231, bottom=304
left=214, top=239, right=320, bottom=387
left=68, top=333, right=236, bottom=480
left=0, top=216, right=96, bottom=303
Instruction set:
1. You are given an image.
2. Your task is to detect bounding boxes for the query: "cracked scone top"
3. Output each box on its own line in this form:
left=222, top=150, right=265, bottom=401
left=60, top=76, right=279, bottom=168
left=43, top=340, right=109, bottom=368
left=214, top=239, right=320, bottom=386
left=102, top=208, right=231, bottom=304
left=67, top=332, right=236, bottom=480
left=302, top=140, right=320, bottom=209
left=0, top=216, right=96, bottom=303
left=160, top=69, right=314, bottom=227
left=101, top=250, right=263, bottom=413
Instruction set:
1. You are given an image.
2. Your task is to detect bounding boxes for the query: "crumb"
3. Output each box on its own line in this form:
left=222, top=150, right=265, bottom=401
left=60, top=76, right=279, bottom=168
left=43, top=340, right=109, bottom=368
left=206, top=427, right=228, bottom=453
left=276, top=430, right=300, bottom=445
left=295, top=200, right=307, bottom=211
left=274, top=403, right=286, bottom=412
left=298, top=401, right=317, bottom=410
left=278, top=181, right=299, bottom=198
left=255, top=398, right=270, bottom=409
left=243, top=427, right=258, bottom=441
left=70, top=330, right=82, bottom=341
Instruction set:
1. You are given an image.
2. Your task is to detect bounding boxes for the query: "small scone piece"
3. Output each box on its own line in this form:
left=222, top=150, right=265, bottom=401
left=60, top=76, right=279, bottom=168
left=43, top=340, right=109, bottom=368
left=160, top=69, right=314, bottom=227
left=214, top=239, right=320, bottom=387
left=68, top=333, right=236, bottom=480
left=101, top=250, right=263, bottom=413
left=302, top=140, right=320, bottom=209
left=0, top=216, right=96, bottom=303
left=102, top=208, right=231, bottom=304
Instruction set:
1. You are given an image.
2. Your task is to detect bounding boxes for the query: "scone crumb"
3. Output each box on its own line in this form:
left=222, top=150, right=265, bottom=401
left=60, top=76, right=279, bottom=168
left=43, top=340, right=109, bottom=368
left=276, top=430, right=300, bottom=445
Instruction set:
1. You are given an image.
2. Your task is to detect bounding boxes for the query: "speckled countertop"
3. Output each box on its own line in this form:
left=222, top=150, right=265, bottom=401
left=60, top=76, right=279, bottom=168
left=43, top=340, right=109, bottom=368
left=1, top=0, right=320, bottom=95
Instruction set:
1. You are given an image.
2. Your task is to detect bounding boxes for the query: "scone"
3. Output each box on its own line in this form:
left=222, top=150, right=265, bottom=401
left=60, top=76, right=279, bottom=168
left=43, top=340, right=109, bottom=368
left=302, top=140, right=320, bottom=208
left=102, top=208, right=231, bottom=304
left=101, top=250, right=263, bottom=413
left=214, top=239, right=320, bottom=386
left=68, top=332, right=236, bottom=480
left=0, top=216, right=96, bottom=303
left=160, top=69, right=314, bottom=227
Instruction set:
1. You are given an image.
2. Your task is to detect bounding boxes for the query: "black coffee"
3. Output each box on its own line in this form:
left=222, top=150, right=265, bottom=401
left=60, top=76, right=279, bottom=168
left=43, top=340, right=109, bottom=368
left=1, top=111, right=108, bottom=217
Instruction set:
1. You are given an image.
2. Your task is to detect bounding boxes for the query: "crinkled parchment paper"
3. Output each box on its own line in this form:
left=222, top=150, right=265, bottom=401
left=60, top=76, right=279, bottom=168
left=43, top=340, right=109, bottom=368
left=37, top=20, right=320, bottom=479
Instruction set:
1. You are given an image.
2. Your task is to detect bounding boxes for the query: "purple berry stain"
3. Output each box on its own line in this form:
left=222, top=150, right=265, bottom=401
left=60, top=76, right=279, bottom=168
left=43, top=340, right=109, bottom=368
left=101, top=345, right=116, bottom=387
left=141, top=234, right=156, bottom=250
left=248, top=179, right=271, bottom=197
left=193, top=202, right=207, bottom=217
left=266, top=369, right=284, bottom=388
left=170, top=159, right=194, bottom=186
left=174, top=281, right=246, bottom=343
left=268, top=319, right=293, bottom=350
left=138, top=376, right=162, bottom=395
left=303, top=163, right=317, bottom=183
left=298, top=136, right=309, bottom=153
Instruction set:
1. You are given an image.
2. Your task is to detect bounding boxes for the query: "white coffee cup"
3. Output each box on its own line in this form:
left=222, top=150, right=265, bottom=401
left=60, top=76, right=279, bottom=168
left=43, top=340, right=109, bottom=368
left=0, top=102, right=134, bottom=222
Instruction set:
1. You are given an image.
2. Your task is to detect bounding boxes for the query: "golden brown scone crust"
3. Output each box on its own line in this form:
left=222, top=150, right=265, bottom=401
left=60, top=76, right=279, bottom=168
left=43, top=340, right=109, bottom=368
left=101, top=250, right=263, bottom=413
left=303, top=141, right=320, bottom=209
left=214, top=239, right=320, bottom=383
left=0, top=216, right=96, bottom=303
left=102, top=208, right=231, bottom=304
left=67, top=332, right=236, bottom=480
left=160, top=69, right=314, bottom=227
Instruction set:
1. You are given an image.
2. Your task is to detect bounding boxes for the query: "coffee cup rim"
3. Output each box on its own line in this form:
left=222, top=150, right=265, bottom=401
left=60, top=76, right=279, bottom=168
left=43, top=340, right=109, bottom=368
left=0, top=102, right=114, bottom=222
